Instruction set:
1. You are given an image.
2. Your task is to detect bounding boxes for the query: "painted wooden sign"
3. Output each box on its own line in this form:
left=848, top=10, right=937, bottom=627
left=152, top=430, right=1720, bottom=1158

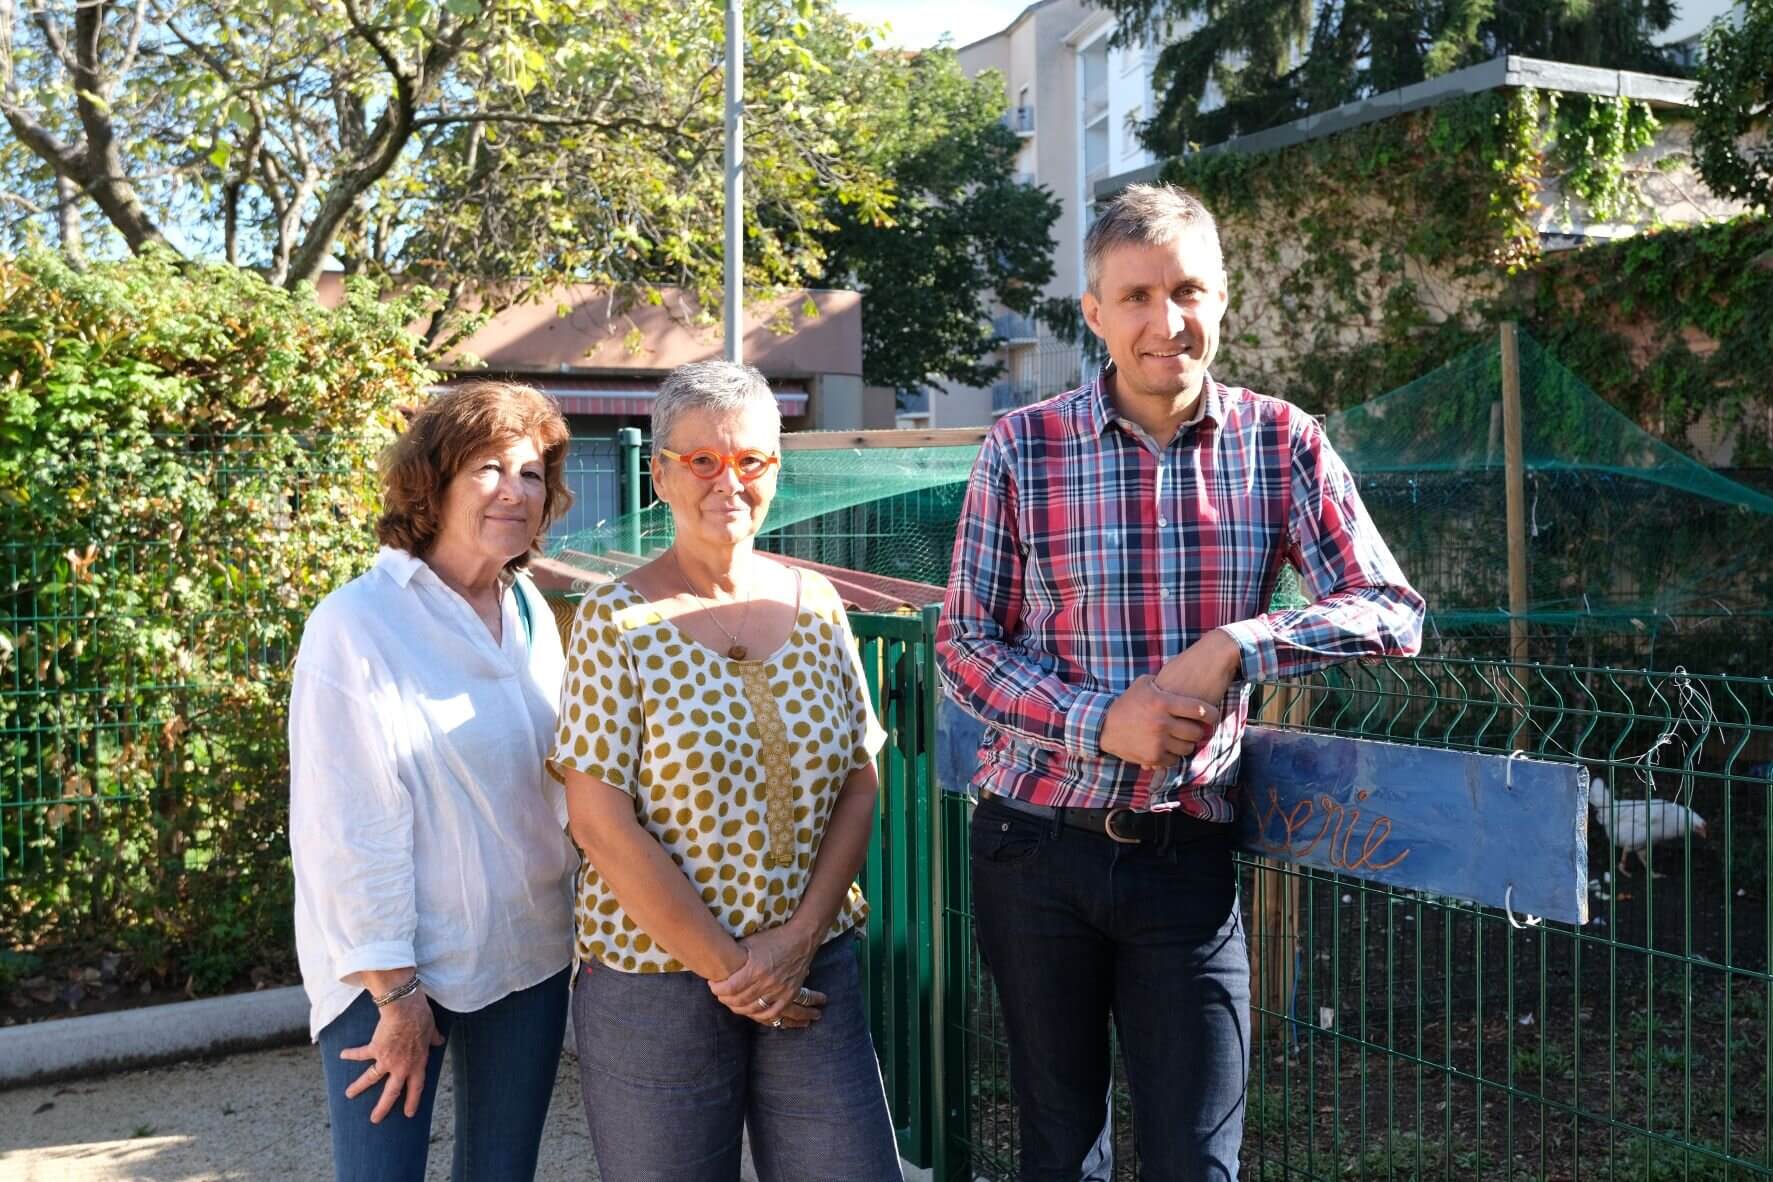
left=935, top=701, right=1590, bottom=925
left=1238, top=726, right=1589, bottom=925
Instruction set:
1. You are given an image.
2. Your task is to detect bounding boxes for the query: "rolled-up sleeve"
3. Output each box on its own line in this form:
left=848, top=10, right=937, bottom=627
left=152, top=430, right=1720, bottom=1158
left=1219, top=417, right=1425, bottom=681
left=936, top=431, right=1117, bottom=756
left=288, top=613, right=417, bottom=985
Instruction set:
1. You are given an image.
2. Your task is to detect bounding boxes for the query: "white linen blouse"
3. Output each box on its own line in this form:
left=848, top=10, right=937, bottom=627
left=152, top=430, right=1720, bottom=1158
left=288, top=547, right=574, bottom=1038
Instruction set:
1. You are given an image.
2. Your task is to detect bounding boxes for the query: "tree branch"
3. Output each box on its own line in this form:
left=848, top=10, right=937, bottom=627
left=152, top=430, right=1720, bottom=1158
left=63, top=0, right=168, bottom=252
left=282, top=3, right=469, bottom=286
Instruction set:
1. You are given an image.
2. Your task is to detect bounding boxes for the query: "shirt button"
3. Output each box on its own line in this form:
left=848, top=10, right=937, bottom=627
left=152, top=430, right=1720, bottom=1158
left=1157, top=516, right=1169, bottom=527
left=1160, top=588, right=1173, bottom=599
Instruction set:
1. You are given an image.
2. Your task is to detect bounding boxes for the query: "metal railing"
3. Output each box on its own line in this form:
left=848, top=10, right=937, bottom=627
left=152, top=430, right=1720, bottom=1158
left=1003, top=106, right=1035, bottom=135
left=849, top=610, right=1773, bottom=1180
left=990, top=311, right=1038, bottom=343
left=990, top=379, right=1040, bottom=414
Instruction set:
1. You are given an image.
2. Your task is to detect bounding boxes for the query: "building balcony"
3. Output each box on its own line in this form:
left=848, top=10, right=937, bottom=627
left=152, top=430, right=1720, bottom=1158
left=1003, top=105, right=1036, bottom=136
left=1082, top=84, right=1109, bottom=125
left=990, top=378, right=1041, bottom=414
left=992, top=311, right=1038, bottom=344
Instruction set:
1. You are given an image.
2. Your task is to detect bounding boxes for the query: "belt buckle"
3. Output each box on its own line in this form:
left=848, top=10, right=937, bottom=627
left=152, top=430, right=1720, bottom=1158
left=1103, top=807, right=1141, bottom=844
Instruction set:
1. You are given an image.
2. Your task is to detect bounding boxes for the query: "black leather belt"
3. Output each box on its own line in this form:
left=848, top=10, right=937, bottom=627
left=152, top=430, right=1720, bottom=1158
left=980, top=791, right=1231, bottom=846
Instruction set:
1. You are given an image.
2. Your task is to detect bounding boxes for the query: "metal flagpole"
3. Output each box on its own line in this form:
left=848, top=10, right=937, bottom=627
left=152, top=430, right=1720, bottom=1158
left=724, top=0, right=744, bottom=363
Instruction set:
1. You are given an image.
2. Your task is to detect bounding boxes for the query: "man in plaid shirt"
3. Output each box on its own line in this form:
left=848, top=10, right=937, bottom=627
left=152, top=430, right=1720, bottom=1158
left=937, top=183, right=1423, bottom=1179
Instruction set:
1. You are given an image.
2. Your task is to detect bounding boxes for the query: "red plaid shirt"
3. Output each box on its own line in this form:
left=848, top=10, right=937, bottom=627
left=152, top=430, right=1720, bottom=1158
left=935, top=368, right=1424, bottom=820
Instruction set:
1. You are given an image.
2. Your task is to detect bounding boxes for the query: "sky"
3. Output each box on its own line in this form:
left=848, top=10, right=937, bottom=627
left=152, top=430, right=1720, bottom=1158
left=833, top=0, right=1035, bottom=50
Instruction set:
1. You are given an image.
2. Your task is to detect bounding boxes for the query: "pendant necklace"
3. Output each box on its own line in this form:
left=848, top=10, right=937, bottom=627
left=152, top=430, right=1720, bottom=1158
left=670, top=548, right=754, bottom=660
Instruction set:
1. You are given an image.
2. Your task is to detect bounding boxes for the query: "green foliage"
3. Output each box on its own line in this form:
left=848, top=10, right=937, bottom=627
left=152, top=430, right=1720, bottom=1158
left=816, top=47, right=1062, bottom=392
left=1100, top=0, right=1680, bottom=153
left=382, top=0, right=904, bottom=345
left=1138, top=87, right=1768, bottom=462
left=1, top=1, right=1052, bottom=401
left=1158, top=90, right=1547, bottom=412
left=1549, top=95, right=1662, bottom=225
left=0, top=1, right=898, bottom=302
left=0, top=251, right=431, bottom=994
left=1692, top=0, right=1773, bottom=212
left=1527, top=215, right=1773, bottom=462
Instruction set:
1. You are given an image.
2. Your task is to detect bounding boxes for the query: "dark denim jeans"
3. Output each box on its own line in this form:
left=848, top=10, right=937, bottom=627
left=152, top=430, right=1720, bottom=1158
left=315, top=966, right=569, bottom=1182
left=572, top=930, right=902, bottom=1182
left=970, top=795, right=1250, bottom=1181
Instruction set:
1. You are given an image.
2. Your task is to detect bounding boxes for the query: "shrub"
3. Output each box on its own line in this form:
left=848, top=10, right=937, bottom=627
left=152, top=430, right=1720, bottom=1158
left=1, top=249, right=434, bottom=996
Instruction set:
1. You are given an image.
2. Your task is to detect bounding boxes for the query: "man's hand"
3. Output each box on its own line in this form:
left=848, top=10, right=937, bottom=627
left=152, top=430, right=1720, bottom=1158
left=1154, top=629, right=1244, bottom=713
left=1098, top=676, right=1221, bottom=770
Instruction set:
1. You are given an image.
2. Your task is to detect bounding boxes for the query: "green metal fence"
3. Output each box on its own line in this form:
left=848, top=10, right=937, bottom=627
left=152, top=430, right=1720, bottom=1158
left=851, top=610, right=1773, bottom=1181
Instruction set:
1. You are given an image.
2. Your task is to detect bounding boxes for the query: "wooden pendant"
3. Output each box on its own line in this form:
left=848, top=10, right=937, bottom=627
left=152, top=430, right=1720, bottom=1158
left=727, top=644, right=748, bottom=661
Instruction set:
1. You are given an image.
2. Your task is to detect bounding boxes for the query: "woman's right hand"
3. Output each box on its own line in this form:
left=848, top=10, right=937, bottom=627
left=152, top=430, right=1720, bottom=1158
left=337, top=987, right=445, bottom=1122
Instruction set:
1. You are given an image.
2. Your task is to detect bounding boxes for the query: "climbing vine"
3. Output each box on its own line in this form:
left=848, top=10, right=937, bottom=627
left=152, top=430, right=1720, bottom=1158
left=1153, top=87, right=1766, bottom=462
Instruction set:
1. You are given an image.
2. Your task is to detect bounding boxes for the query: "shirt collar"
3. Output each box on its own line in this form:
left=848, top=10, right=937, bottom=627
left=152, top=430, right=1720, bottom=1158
left=1086, top=363, right=1225, bottom=440
left=374, top=546, right=428, bottom=588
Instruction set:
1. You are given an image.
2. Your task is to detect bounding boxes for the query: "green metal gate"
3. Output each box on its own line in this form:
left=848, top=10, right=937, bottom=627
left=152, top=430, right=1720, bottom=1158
left=853, top=609, right=1773, bottom=1181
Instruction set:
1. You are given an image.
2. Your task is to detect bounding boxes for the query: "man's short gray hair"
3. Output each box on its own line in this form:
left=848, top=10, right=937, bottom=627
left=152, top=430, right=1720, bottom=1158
left=651, top=360, right=782, bottom=451
left=1084, top=183, right=1224, bottom=296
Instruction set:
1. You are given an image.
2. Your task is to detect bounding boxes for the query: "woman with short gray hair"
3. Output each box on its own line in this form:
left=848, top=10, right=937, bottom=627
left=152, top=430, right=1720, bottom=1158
left=552, top=360, right=902, bottom=1180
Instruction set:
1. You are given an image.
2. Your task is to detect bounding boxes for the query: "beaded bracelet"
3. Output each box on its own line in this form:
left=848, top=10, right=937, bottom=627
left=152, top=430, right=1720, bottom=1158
left=372, top=975, right=421, bottom=1008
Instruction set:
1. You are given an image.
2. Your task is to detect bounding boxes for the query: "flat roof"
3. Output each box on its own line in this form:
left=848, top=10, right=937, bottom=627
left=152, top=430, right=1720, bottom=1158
left=956, top=0, right=1058, bottom=54
left=1094, top=54, right=1699, bottom=200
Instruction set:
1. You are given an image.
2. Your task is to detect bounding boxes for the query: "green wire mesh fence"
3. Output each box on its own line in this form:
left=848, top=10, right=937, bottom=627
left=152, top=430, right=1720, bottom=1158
left=916, top=644, right=1773, bottom=1181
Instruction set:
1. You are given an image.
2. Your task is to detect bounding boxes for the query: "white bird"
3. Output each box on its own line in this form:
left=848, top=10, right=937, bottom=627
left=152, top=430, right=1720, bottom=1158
left=1588, top=775, right=1708, bottom=878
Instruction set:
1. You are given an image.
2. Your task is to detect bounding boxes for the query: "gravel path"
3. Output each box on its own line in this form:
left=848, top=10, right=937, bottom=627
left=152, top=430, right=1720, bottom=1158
left=0, top=1043, right=599, bottom=1181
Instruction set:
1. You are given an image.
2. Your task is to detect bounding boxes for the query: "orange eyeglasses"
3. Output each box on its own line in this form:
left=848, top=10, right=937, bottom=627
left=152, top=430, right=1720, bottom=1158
left=657, top=447, right=781, bottom=483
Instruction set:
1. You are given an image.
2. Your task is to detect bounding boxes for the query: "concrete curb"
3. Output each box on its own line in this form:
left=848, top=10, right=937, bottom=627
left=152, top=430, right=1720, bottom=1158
left=0, top=986, right=311, bottom=1089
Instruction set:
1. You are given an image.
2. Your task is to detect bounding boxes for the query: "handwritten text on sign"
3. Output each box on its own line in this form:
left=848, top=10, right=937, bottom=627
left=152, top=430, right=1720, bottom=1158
left=1237, top=727, right=1589, bottom=926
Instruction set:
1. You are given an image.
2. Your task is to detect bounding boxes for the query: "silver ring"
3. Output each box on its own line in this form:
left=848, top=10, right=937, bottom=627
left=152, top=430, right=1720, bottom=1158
left=754, top=996, right=772, bottom=1010
left=770, top=1017, right=784, bottom=1029
left=795, top=987, right=812, bottom=1006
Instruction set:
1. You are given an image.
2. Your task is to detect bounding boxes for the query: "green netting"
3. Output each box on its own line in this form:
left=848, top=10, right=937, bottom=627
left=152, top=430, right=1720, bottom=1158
left=1325, top=335, right=1773, bottom=670
left=1329, top=334, right=1773, bottom=510
left=554, top=445, right=980, bottom=586
left=552, top=331, right=1773, bottom=671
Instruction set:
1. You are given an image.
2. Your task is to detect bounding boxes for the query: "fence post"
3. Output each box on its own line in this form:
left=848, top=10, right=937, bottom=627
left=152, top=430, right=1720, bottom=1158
left=921, top=603, right=964, bottom=1180
left=1500, top=323, right=1531, bottom=738
left=1500, top=323, right=1529, bottom=666
left=616, top=427, right=643, bottom=556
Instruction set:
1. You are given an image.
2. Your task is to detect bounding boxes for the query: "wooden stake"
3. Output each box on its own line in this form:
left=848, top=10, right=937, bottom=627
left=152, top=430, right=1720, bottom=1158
left=1501, top=323, right=1531, bottom=736
left=1501, top=324, right=1529, bottom=667
left=1248, top=680, right=1307, bottom=1044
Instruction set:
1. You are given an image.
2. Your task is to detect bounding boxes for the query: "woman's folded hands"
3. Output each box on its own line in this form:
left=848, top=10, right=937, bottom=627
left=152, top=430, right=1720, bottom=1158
left=707, top=923, right=826, bottom=1029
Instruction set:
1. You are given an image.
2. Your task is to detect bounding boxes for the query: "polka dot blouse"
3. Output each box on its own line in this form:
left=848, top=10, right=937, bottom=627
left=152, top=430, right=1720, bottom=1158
left=551, top=568, right=887, bottom=973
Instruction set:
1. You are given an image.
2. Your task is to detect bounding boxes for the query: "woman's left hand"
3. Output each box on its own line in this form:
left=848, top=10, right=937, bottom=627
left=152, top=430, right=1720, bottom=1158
left=708, top=922, right=822, bottom=1025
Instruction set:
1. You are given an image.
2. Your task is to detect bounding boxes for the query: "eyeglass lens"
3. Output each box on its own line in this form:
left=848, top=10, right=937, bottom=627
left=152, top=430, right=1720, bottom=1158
left=685, top=451, right=772, bottom=479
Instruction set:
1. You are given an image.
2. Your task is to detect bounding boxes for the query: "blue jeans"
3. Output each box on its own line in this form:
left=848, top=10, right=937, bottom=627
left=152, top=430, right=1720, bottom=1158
left=970, top=796, right=1250, bottom=1181
left=572, top=930, right=902, bottom=1182
left=316, top=967, right=569, bottom=1182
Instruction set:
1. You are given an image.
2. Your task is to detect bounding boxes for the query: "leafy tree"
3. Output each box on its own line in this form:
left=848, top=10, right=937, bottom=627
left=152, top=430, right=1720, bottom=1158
left=815, top=46, right=1062, bottom=391
left=1693, top=0, right=1773, bottom=212
left=1099, top=0, right=1681, bottom=153
left=0, top=0, right=895, bottom=303
left=1, top=3, right=1058, bottom=381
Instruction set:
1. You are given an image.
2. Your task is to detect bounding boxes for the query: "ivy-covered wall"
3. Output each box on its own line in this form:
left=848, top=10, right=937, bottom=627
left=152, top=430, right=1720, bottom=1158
left=1164, top=89, right=1770, bottom=464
